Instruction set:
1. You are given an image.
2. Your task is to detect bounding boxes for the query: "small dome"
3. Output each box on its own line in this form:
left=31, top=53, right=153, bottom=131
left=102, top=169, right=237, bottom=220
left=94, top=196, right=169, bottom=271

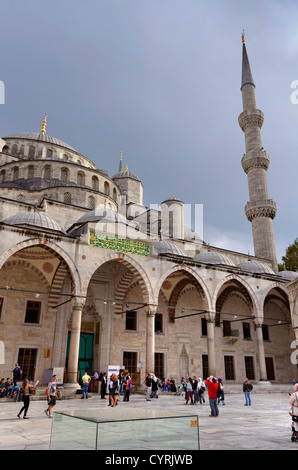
left=3, top=132, right=76, bottom=151
left=279, top=270, right=298, bottom=281
left=162, top=195, right=184, bottom=204
left=154, top=240, right=185, bottom=256
left=194, top=250, right=234, bottom=266
left=237, top=259, right=275, bottom=274
left=76, top=205, right=127, bottom=225
left=184, top=226, right=202, bottom=241
left=112, top=169, right=141, bottom=182
left=4, top=211, right=63, bottom=233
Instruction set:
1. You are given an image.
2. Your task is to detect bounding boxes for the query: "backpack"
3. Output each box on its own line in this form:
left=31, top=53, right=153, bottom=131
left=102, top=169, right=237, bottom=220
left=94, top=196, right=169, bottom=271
left=246, top=383, right=253, bottom=392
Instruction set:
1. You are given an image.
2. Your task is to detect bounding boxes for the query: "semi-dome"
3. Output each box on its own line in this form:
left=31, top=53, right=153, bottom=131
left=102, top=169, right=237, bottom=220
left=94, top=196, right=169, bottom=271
left=4, top=211, right=63, bottom=233
left=193, top=250, right=234, bottom=266
left=75, top=206, right=127, bottom=225
left=3, top=132, right=76, bottom=151
left=154, top=240, right=185, bottom=256
left=237, top=259, right=275, bottom=274
left=279, top=270, right=298, bottom=281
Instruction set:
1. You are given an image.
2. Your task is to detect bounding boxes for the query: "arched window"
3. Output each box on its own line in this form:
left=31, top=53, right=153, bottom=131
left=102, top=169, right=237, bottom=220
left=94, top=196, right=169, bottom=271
left=11, top=144, right=18, bottom=156
left=46, top=149, right=53, bottom=159
left=27, top=165, right=34, bottom=179
left=87, top=196, right=95, bottom=209
left=0, top=170, right=5, bottom=183
left=92, top=175, right=99, bottom=191
left=104, top=181, right=110, bottom=195
left=61, top=167, right=69, bottom=183
left=13, top=167, right=19, bottom=180
left=17, top=194, right=25, bottom=202
left=44, top=165, right=52, bottom=179
left=64, top=192, right=72, bottom=204
left=113, top=188, right=117, bottom=200
left=77, top=171, right=85, bottom=186
left=28, top=146, right=35, bottom=158
left=63, top=154, right=69, bottom=161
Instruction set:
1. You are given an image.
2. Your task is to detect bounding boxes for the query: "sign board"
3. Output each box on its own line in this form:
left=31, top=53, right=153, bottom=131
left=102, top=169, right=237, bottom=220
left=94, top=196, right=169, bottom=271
left=53, top=367, right=65, bottom=385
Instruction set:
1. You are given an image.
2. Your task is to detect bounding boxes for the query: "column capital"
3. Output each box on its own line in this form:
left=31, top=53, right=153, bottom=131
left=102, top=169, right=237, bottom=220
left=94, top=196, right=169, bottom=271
left=72, top=297, right=85, bottom=311
left=145, top=304, right=158, bottom=317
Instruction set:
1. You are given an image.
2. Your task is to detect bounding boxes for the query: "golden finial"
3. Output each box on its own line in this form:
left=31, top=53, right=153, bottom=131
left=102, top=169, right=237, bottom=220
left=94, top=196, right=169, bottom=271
left=242, top=30, right=245, bottom=44
left=125, top=164, right=128, bottom=171
left=40, top=114, right=47, bottom=134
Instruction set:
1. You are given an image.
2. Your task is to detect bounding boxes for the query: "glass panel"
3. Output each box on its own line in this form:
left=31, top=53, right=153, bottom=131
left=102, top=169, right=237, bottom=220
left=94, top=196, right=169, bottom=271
left=50, top=409, right=199, bottom=451
left=50, top=413, right=97, bottom=450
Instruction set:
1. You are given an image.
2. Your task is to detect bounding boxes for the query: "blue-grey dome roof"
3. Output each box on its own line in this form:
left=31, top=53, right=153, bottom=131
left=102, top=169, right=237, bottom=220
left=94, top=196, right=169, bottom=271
left=237, top=259, right=274, bottom=274
left=193, top=251, right=234, bottom=266
left=279, top=270, right=298, bottom=281
left=3, top=132, right=76, bottom=151
left=4, top=211, right=63, bottom=232
left=154, top=240, right=184, bottom=256
left=76, top=206, right=127, bottom=225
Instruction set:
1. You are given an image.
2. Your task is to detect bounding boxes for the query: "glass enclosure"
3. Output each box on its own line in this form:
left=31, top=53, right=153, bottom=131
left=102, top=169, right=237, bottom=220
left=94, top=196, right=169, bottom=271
left=50, top=408, right=199, bottom=450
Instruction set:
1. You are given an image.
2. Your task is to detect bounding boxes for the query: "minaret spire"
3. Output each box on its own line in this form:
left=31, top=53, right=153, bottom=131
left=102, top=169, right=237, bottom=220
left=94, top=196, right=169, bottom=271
left=238, top=35, right=278, bottom=272
left=119, top=150, right=123, bottom=171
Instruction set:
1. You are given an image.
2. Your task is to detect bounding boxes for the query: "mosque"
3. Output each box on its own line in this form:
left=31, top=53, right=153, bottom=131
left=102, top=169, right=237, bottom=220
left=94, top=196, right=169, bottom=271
left=0, top=36, right=297, bottom=389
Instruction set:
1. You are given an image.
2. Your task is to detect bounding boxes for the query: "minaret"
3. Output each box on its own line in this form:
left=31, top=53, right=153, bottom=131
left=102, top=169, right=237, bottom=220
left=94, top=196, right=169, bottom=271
left=238, top=32, right=278, bottom=272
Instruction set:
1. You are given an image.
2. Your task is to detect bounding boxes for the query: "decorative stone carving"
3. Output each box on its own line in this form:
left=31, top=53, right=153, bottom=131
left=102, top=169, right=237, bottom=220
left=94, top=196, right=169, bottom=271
left=245, top=199, right=277, bottom=221
left=241, top=152, right=270, bottom=173
left=238, top=109, right=264, bottom=131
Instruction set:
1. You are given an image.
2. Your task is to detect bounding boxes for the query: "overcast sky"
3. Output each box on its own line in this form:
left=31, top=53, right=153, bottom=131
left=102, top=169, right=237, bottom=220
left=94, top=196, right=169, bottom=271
left=0, top=0, right=297, bottom=263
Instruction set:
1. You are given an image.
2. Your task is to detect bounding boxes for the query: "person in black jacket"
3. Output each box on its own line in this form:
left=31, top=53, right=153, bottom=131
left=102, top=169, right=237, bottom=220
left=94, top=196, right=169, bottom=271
left=144, top=373, right=152, bottom=401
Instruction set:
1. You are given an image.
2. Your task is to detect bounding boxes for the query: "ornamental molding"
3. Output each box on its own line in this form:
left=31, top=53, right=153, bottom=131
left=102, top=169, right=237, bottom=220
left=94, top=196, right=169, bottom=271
left=242, top=153, right=270, bottom=173
left=238, top=109, right=264, bottom=131
left=245, top=200, right=277, bottom=221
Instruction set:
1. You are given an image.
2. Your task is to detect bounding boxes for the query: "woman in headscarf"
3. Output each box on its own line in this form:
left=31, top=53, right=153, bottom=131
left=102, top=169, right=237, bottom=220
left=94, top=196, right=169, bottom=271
left=150, top=373, right=159, bottom=399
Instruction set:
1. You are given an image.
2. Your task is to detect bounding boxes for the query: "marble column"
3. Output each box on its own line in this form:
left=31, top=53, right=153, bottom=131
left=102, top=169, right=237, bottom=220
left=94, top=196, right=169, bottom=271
left=146, top=306, right=157, bottom=374
left=66, top=298, right=85, bottom=385
left=206, top=317, right=217, bottom=376
left=255, top=322, right=267, bottom=381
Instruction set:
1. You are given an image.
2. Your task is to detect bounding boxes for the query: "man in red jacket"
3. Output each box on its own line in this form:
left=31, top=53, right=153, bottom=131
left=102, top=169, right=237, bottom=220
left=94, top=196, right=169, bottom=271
left=206, top=376, right=219, bottom=417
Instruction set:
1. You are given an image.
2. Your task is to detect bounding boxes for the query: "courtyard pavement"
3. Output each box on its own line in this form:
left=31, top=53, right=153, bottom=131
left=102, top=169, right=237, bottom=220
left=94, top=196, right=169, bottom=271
left=0, top=390, right=296, bottom=451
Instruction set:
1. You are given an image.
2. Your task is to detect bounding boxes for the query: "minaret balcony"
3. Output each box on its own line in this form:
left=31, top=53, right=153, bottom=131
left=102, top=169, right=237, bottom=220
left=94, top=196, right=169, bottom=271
left=241, top=151, right=270, bottom=173
left=238, top=109, right=264, bottom=131
left=245, top=199, right=277, bottom=221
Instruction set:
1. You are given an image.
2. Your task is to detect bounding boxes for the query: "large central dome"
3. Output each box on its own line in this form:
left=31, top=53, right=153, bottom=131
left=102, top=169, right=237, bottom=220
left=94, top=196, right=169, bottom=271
left=3, top=132, right=76, bottom=151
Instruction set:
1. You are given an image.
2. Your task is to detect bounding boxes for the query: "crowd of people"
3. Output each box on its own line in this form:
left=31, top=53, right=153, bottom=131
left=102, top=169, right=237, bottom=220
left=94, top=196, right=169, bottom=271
left=3, top=362, right=298, bottom=443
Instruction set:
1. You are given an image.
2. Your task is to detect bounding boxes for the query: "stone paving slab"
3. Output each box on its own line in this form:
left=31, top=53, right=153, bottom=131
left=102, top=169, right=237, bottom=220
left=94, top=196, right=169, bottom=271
left=0, top=391, right=296, bottom=450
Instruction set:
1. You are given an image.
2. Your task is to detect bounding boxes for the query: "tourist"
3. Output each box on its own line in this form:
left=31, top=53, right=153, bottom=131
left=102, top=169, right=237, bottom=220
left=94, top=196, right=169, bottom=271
left=101, top=372, right=107, bottom=399
left=12, top=363, right=22, bottom=386
left=81, top=371, right=91, bottom=399
left=206, top=376, right=219, bottom=416
left=197, top=378, right=206, bottom=404
left=243, top=378, right=253, bottom=406
left=144, top=373, right=152, bottom=401
left=45, top=374, right=58, bottom=418
left=217, top=378, right=226, bottom=405
left=289, top=383, right=298, bottom=442
left=109, top=374, right=119, bottom=407
left=123, top=373, right=131, bottom=402
left=185, top=377, right=194, bottom=405
left=17, top=378, right=39, bottom=419
left=150, top=374, right=159, bottom=399
left=192, top=376, right=198, bottom=402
